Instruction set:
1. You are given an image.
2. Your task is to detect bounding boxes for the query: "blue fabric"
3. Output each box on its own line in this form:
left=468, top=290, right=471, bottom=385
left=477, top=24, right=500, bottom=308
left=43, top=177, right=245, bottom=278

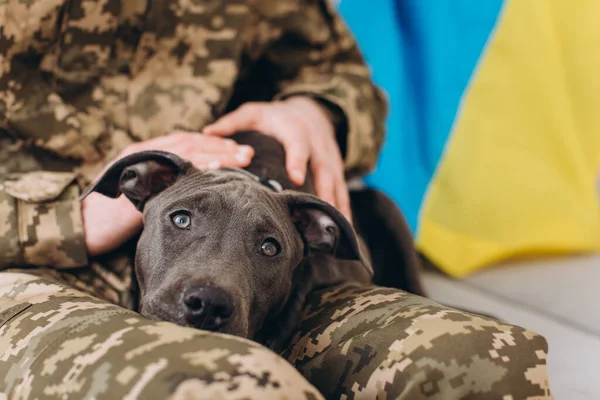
left=338, top=0, right=504, bottom=232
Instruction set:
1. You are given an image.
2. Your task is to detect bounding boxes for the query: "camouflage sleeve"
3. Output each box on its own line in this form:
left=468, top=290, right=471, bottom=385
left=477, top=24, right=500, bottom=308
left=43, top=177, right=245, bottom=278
left=0, top=171, right=88, bottom=270
left=262, top=0, right=388, bottom=177
left=0, top=0, right=115, bottom=270
left=0, top=0, right=120, bottom=161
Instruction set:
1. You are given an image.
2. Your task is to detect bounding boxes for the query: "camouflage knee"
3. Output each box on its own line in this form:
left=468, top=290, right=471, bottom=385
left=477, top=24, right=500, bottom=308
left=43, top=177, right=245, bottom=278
left=0, top=272, right=323, bottom=400
left=287, top=284, right=551, bottom=400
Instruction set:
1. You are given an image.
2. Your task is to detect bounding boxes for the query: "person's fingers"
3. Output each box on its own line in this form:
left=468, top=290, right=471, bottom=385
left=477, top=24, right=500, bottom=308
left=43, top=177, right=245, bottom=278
left=334, top=178, right=352, bottom=223
left=203, top=103, right=263, bottom=136
left=206, top=102, right=313, bottom=186
left=123, top=133, right=252, bottom=165
left=310, top=137, right=352, bottom=221
left=122, top=132, right=236, bottom=156
left=172, top=131, right=239, bottom=148
left=186, top=149, right=254, bottom=170
left=189, top=153, right=253, bottom=169
left=312, top=166, right=336, bottom=208
left=276, top=129, right=310, bottom=186
left=156, top=132, right=239, bottom=151
left=314, top=165, right=352, bottom=223
left=165, top=141, right=253, bottom=160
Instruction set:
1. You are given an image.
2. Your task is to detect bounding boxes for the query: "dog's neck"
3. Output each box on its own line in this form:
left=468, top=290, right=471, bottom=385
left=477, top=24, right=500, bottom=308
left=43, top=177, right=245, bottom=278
left=230, top=131, right=315, bottom=194
left=220, top=167, right=284, bottom=192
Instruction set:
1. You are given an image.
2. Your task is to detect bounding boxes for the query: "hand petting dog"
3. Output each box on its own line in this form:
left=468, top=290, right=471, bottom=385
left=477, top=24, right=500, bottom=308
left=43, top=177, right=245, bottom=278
left=82, top=96, right=349, bottom=257
left=82, top=133, right=255, bottom=257
left=81, top=131, right=371, bottom=349
left=204, top=97, right=351, bottom=222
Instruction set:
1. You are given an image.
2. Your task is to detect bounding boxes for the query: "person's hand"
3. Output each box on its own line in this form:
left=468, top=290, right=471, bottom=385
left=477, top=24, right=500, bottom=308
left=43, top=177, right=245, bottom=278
left=82, top=193, right=144, bottom=257
left=118, top=132, right=254, bottom=170
left=203, top=96, right=351, bottom=221
left=83, top=132, right=254, bottom=257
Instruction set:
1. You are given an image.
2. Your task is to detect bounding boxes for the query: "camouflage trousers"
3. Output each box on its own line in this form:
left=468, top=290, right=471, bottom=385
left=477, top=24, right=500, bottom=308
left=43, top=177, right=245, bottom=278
left=0, top=270, right=551, bottom=400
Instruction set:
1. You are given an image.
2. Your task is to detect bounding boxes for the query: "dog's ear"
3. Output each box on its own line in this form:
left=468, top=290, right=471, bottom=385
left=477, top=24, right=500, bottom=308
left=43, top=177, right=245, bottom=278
left=80, top=150, right=191, bottom=211
left=286, top=193, right=364, bottom=261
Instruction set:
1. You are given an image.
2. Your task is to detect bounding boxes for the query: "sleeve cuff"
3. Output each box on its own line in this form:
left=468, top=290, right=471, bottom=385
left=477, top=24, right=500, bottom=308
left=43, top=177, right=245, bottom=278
left=0, top=172, right=89, bottom=269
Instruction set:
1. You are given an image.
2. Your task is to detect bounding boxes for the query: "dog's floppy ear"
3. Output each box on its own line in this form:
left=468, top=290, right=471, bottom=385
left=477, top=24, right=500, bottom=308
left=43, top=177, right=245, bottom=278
left=286, top=193, right=364, bottom=262
left=80, top=150, right=191, bottom=211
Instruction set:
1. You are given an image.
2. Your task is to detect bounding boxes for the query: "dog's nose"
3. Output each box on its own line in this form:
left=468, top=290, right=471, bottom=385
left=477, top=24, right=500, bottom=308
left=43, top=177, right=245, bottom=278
left=182, top=286, right=233, bottom=329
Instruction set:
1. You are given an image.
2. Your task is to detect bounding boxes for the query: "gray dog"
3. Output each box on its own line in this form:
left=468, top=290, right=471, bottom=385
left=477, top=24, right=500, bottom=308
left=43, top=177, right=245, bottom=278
left=82, top=131, right=422, bottom=351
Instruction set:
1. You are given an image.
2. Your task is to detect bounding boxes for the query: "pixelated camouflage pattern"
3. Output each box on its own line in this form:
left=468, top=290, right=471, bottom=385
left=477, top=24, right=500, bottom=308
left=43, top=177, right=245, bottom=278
left=3, top=171, right=76, bottom=203
left=0, top=271, right=551, bottom=400
left=0, top=0, right=385, bottom=174
left=0, top=1, right=551, bottom=398
left=0, top=271, right=323, bottom=400
left=0, top=176, right=88, bottom=270
left=0, top=0, right=386, bottom=273
left=287, top=284, right=551, bottom=399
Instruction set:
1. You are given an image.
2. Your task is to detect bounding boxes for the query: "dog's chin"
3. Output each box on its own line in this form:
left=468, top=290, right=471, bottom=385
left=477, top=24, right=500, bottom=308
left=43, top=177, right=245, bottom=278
left=186, top=320, right=250, bottom=339
left=139, top=307, right=186, bottom=327
left=139, top=307, right=250, bottom=339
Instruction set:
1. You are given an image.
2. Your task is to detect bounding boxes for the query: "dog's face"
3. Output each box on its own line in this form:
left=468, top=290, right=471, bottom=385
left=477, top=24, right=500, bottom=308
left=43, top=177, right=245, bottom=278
left=81, top=150, right=366, bottom=339
left=135, top=168, right=310, bottom=338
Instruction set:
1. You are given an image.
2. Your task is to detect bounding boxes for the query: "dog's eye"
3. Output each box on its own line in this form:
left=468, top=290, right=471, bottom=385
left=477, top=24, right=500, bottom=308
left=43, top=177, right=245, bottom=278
left=171, top=212, right=191, bottom=229
left=260, top=239, right=280, bottom=257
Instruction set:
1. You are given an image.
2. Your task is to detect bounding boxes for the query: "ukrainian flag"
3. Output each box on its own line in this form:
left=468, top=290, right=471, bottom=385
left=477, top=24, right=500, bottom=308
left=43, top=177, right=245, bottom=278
left=338, top=0, right=600, bottom=276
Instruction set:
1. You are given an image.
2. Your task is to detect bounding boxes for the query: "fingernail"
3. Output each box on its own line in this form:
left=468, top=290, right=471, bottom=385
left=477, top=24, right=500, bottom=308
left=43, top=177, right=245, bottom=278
left=291, top=170, right=305, bottom=183
left=235, top=146, right=252, bottom=162
left=235, top=152, right=249, bottom=163
left=208, top=161, right=221, bottom=170
left=224, top=139, right=237, bottom=147
left=238, top=145, right=252, bottom=154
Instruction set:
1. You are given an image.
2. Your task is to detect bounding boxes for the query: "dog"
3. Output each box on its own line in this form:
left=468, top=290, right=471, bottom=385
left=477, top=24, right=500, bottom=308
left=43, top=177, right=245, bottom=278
left=81, top=130, right=423, bottom=351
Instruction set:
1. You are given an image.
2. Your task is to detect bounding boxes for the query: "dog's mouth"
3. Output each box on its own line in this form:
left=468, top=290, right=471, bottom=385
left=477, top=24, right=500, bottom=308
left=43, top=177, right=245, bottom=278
left=139, top=304, right=250, bottom=338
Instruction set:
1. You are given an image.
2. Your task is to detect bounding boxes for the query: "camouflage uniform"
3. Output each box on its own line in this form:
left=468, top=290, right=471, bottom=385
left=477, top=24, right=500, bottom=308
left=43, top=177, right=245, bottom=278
left=0, top=1, right=550, bottom=399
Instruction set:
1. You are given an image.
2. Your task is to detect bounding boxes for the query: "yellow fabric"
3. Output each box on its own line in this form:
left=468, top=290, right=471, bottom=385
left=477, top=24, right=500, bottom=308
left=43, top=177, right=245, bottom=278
left=416, top=0, right=600, bottom=277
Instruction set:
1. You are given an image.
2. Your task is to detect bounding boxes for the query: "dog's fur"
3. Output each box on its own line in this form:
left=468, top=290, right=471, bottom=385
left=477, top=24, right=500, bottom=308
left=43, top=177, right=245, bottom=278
left=82, top=131, right=422, bottom=351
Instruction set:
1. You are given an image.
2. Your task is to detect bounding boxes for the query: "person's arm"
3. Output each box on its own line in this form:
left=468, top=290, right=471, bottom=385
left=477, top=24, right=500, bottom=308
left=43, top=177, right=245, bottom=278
left=0, top=0, right=123, bottom=269
left=260, top=0, right=388, bottom=177
left=0, top=1, right=259, bottom=268
left=0, top=0, right=123, bottom=161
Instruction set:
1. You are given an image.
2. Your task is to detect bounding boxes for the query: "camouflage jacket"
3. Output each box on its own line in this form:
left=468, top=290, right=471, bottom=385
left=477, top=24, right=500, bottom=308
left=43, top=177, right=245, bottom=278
left=0, top=0, right=387, bottom=304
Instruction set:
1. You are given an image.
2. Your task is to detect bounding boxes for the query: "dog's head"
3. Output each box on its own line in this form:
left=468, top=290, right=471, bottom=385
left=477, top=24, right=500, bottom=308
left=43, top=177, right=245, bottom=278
left=81, top=150, right=368, bottom=339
